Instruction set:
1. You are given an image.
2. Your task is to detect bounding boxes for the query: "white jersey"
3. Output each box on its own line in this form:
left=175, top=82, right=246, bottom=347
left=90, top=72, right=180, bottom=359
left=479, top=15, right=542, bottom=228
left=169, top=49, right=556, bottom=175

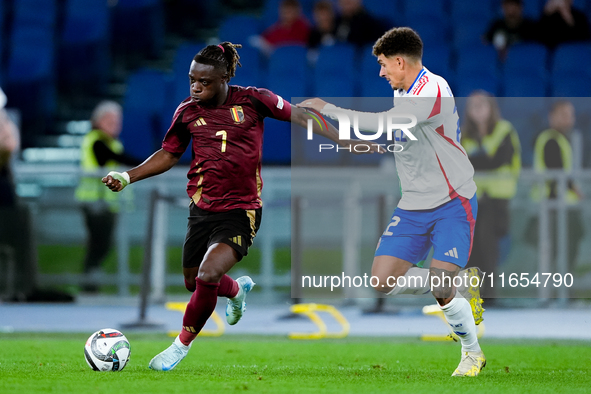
left=321, top=67, right=476, bottom=210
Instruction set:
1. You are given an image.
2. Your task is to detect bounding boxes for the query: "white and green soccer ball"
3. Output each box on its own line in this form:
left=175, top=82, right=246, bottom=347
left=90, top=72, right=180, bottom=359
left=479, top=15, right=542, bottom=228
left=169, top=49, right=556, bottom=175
left=84, top=328, right=131, bottom=371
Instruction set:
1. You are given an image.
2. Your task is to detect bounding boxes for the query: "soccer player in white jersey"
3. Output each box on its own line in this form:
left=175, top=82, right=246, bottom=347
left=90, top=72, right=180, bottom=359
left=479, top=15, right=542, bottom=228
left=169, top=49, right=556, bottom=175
left=298, top=27, right=486, bottom=376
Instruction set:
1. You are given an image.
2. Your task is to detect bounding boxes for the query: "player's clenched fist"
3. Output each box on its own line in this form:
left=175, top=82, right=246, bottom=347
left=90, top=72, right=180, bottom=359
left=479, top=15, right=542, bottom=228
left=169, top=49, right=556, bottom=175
left=102, top=171, right=130, bottom=192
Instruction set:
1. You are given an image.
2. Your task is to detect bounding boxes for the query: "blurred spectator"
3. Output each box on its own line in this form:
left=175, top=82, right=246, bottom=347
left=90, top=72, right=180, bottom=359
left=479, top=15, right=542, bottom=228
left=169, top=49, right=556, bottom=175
left=485, top=0, right=540, bottom=58
left=0, top=88, right=31, bottom=301
left=0, top=88, right=72, bottom=302
left=308, top=0, right=337, bottom=49
left=252, top=0, right=311, bottom=55
left=461, top=91, right=521, bottom=302
left=528, top=101, right=584, bottom=273
left=334, top=0, right=388, bottom=46
left=75, top=101, right=140, bottom=293
left=538, top=0, right=591, bottom=48
left=0, top=90, right=19, bottom=208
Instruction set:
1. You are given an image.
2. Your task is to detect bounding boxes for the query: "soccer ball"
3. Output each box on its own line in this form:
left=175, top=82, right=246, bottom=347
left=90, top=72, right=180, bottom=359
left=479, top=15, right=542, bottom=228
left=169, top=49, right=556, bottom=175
left=84, top=328, right=131, bottom=371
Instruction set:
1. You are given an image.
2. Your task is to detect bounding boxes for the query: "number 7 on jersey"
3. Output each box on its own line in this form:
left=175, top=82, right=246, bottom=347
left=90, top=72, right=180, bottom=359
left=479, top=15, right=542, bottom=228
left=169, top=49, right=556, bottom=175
left=216, top=130, right=227, bottom=153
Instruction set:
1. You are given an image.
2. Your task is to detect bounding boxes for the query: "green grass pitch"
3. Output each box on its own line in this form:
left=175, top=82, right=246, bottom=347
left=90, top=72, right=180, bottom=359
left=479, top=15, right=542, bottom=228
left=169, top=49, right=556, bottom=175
left=1, top=334, right=590, bottom=393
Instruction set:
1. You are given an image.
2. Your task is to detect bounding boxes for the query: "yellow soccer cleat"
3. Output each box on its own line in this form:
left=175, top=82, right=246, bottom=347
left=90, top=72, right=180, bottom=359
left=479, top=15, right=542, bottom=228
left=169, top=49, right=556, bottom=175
left=458, top=267, right=485, bottom=325
left=452, top=351, right=486, bottom=377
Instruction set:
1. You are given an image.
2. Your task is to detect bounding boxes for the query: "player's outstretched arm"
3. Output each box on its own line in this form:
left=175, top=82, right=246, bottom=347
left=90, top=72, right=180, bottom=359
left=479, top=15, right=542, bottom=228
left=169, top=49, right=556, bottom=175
left=102, top=148, right=182, bottom=192
left=295, top=98, right=327, bottom=113
left=290, top=105, right=384, bottom=154
left=297, top=96, right=434, bottom=134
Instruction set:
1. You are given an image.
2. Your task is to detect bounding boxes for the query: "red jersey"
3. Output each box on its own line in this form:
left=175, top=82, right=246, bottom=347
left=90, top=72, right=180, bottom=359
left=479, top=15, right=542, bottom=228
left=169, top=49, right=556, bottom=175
left=162, top=86, right=291, bottom=212
left=262, top=16, right=311, bottom=46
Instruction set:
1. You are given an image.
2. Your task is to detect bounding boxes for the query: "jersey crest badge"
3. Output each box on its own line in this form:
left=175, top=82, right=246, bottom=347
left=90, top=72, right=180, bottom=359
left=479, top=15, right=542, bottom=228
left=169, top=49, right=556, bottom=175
left=230, top=106, right=245, bottom=123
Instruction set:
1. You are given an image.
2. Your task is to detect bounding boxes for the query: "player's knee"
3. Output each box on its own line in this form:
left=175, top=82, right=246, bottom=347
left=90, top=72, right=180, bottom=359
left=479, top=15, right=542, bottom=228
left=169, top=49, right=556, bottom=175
left=183, top=268, right=199, bottom=291
left=431, top=285, right=454, bottom=302
left=184, top=277, right=196, bottom=292
left=374, top=280, right=393, bottom=294
left=372, top=274, right=395, bottom=294
left=197, top=264, right=224, bottom=283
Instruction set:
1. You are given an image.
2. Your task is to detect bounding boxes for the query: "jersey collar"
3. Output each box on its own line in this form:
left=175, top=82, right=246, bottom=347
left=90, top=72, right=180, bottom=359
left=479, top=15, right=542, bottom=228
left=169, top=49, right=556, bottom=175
left=406, top=67, right=427, bottom=94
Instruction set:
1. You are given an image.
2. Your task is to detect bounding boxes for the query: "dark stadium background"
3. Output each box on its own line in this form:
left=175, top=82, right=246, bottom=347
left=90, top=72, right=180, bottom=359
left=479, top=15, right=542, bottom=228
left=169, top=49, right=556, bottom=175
left=2, top=0, right=591, bottom=166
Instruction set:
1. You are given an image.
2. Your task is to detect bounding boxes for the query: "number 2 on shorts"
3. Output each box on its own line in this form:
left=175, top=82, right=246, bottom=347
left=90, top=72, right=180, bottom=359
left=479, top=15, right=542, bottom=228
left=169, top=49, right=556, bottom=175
left=383, top=216, right=401, bottom=236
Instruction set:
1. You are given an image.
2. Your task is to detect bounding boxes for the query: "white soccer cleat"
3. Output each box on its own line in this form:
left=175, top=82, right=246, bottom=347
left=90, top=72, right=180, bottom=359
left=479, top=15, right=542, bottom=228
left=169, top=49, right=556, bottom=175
left=148, top=336, right=191, bottom=371
left=452, top=350, right=486, bottom=377
left=226, top=276, right=255, bottom=325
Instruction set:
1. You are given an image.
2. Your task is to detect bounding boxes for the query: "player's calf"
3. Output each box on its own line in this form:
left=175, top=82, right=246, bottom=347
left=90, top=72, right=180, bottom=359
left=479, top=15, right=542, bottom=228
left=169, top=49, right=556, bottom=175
left=371, top=257, right=429, bottom=295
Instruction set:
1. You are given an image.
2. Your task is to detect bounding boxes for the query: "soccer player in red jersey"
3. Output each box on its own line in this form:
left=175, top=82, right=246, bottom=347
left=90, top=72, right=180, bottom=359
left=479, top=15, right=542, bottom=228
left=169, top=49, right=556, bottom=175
left=102, top=42, right=380, bottom=371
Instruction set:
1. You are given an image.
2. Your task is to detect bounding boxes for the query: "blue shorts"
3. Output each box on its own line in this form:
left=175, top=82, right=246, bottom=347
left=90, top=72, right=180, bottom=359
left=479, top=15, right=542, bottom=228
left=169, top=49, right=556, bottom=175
left=375, top=195, right=478, bottom=268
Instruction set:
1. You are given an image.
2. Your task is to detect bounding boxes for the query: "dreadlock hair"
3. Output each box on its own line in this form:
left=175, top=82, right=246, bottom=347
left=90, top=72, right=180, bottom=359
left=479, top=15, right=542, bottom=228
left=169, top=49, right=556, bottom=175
left=193, top=42, right=242, bottom=80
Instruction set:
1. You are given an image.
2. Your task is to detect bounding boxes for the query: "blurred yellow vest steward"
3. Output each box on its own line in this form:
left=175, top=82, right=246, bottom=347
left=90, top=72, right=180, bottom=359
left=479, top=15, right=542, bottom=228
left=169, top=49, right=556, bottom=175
left=532, top=129, right=579, bottom=204
left=75, top=129, right=125, bottom=211
left=462, top=120, right=521, bottom=200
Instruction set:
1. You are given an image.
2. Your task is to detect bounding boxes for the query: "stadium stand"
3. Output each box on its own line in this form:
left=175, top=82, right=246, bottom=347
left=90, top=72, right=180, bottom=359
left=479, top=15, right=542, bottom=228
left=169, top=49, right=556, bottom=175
left=111, top=0, right=165, bottom=61
left=454, top=44, right=500, bottom=96
left=551, top=42, right=591, bottom=78
left=450, top=0, right=494, bottom=22
left=6, top=24, right=56, bottom=92
left=359, top=45, right=397, bottom=98
left=503, top=73, right=548, bottom=97
left=1, top=0, right=589, bottom=163
left=522, top=0, right=544, bottom=19
left=230, top=45, right=264, bottom=88
left=408, top=15, right=449, bottom=48
left=502, top=43, right=549, bottom=96
left=264, top=44, right=307, bottom=165
left=12, top=0, right=57, bottom=28
left=218, top=15, right=262, bottom=46
left=171, top=41, right=207, bottom=105
left=262, top=117, right=292, bottom=164
left=504, top=43, right=549, bottom=79
left=59, top=0, right=111, bottom=96
left=261, top=0, right=283, bottom=28
left=551, top=74, right=591, bottom=96
left=267, top=45, right=308, bottom=98
left=261, top=0, right=315, bottom=29
left=313, top=44, right=356, bottom=98
left=5, top=24, right=56, bottom=147
left=363, top=0, right=398, bottom=26
left=402, top=0, right=445, bottom=19
left=119, top=68, right=171, bottom=160
left=452, top=18, right=488, bottom=50
left=421, top=43, right=453, bottom=87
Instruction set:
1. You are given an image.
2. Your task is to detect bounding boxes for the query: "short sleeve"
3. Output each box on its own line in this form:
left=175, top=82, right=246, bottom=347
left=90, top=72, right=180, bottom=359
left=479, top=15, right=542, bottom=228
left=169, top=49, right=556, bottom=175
left=249, top=88, right=292, bottom=121
left=162, top=106, right=191, bottom=154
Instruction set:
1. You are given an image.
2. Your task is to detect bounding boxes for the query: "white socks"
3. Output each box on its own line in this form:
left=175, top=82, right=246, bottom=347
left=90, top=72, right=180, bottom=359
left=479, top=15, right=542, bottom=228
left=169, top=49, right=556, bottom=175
left=441, top=296, right=481, bottom=353
left=174, top=335, right=191, bottom=350
left=384, top=267, right=481, bottom=353
left=386, top=267, right=431, bottom=296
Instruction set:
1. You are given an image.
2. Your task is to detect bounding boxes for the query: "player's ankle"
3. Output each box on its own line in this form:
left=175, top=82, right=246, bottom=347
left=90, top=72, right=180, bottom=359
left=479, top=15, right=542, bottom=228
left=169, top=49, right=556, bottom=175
left=178, top=330, right=196, bottom=346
